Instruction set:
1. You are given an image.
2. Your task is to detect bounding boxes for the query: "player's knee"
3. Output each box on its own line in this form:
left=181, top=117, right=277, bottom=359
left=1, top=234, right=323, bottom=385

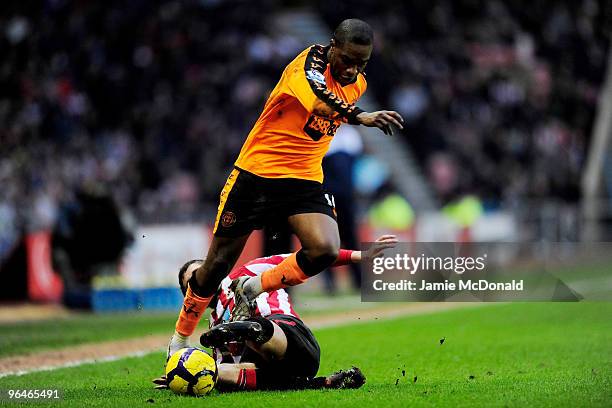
left=320, top=244, right=339, bottom=265
left=317, top=249, right=339, bottom=269
left=304, top=241, right=339, bottom=267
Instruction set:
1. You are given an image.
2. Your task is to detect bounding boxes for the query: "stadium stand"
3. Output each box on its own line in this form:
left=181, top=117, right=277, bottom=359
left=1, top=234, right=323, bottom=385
left=1, top=0, right=610, bottom=268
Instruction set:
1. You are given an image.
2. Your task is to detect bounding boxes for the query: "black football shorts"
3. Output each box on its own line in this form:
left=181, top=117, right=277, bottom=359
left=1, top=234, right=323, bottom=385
left=267, top=314, right=321, bottom=378
left=234, top=314, right=321, bottom=390
left=213, top=167, right=337, bottom=237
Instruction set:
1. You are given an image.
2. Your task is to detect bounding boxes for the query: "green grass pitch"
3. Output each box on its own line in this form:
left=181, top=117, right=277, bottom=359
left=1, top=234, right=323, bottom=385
left=0, top=312, right=177, bottom=358
left=1, top=303, right=610, bottom=407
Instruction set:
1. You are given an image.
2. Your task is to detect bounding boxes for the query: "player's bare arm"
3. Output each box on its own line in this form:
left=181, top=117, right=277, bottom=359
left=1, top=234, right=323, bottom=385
left=350, top=234, right=399, bottom=262
left=312, top=102, right=404, bottom=136
left=355, top=111, right=404, bottom=135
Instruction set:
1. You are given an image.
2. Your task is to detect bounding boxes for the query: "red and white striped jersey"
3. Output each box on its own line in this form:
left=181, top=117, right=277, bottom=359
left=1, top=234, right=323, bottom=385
left=210, top=254, right=299, bottom=326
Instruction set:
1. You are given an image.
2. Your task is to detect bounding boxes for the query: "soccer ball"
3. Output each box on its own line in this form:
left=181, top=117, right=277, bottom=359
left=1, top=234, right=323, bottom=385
left=165, top=347, right=217, bottom=396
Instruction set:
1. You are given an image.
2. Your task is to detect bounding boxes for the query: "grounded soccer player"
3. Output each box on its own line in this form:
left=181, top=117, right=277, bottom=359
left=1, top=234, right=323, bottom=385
left=156, top=235, right=397, bottom=391
left=168, top=19, right=404, bottom=355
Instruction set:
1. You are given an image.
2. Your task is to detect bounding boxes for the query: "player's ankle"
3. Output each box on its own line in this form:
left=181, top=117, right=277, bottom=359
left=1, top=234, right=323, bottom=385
left=172, top=331, right=189, bottom=345
left=167, top=331, right=190, bottom=359
left=188, top=274, right=208, bottom=298
left=172, top=330, right=189, bottom=343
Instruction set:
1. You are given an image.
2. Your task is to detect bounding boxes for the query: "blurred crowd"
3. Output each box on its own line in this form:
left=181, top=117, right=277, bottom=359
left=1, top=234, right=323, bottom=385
left=319, top=0, right=610, bottom=208
left=0, top=0, right=301, bottom=263
left=1, top=0, right=610, bottom=264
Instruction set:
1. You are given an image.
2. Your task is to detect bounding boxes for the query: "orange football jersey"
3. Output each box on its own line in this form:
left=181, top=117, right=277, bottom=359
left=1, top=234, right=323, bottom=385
left=234, top=44, right=367, bottom=183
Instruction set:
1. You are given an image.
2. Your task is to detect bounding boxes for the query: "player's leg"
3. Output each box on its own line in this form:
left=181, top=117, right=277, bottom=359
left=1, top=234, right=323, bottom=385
left=309, top=367, right=367, bottom=389
left=246, top=322, right=287, bottom=361
left=287, top=212, right=341, bottom=277
left=215, top=364, right=365, bottom=391
left=240, top=316, right=365, bottom=390
left=251, top=212, right=341, bottom=296
left=215, top=362, right=257, bottom=391
left=170, top=168, right=262, bottom=355
left=200, top=319, right=288, bottom=392
left=155, top=363, right=365, bottom=392
left=255, top=314, right=321, bottom=390
left=228, top=178, right=339, bottom=320
left=215, top=364, right=305, bottom=392
left=231, top=213, right=339, bottom=317
left=169, top=234, right=250, bottom=355
left=201, top=318, right=288, bottom=361
left=191, top=234, right=251, bottom=295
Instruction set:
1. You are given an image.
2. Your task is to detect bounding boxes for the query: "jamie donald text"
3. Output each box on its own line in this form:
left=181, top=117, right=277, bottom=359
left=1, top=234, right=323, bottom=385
left=372, top=279, right=524, bottom=292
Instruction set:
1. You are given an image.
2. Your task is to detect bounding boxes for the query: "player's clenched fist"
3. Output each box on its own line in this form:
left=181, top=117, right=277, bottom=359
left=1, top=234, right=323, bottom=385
left=356, top=110, right=404, bottom=135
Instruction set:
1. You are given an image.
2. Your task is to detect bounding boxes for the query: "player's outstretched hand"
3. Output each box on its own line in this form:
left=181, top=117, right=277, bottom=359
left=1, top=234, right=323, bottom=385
left=356, top=111, right=404, bottom=135
left=365, top=234, right=398, bottom=260
left=152, top=375, right=169, bottom=390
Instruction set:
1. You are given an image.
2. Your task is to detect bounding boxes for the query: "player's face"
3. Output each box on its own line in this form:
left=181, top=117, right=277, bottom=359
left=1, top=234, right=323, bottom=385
left=329, top=40, right=371, bottom=85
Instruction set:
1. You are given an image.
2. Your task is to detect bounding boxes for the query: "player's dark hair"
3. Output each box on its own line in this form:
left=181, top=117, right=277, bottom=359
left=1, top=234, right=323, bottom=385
left=333, top=19, right=373, bottom=46
left=178, top=259, right=203, bottom=296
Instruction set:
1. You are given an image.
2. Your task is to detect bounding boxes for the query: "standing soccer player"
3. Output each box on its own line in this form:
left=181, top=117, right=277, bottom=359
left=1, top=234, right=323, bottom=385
left=168, top=19, right=404, bottom=356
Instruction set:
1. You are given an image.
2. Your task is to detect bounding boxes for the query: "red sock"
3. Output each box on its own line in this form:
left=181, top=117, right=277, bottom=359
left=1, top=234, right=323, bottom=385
left=236, top=368, right=257, bottom=390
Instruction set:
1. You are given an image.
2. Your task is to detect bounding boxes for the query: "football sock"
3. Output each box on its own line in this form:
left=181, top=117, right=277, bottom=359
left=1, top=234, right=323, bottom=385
left=168, top=331, right=189, bottom=350
left=236, top=368, right=257, bottom=390
left=259, top=252, right=309, bottom=292
left=295, top=248, right=336, bottom=275
left=248, top=249, right=348, bottom=296
left=175, top=284, right=212, bottom=337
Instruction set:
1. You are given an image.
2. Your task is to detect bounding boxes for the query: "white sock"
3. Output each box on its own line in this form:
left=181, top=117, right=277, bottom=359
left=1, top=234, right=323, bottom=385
left=243, top=275, right=263, bottom=301
left=167, top=332, right=190, bottom=359
left=170, top=331, right=189, bottom=349
left=172, top=331, right=189, bottom=343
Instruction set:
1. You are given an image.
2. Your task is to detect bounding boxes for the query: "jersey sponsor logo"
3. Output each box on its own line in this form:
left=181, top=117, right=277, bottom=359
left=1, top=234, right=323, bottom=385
left=221, top=211, right=237, bottom=228
left=303, top=115, right=340, bottom=141
left=306, top=69, right=326, bottom=85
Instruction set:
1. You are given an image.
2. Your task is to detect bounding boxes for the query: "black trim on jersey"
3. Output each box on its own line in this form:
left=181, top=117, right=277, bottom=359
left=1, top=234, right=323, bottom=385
left=303, top=44, right=364, bottom=125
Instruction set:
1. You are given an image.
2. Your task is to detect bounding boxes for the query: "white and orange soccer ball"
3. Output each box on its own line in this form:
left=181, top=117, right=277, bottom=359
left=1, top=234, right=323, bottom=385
left=165, top=347, right=217, bottom=396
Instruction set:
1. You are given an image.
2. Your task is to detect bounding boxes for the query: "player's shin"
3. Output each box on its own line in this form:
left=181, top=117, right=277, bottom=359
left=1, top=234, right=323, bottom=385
left=263, top=248, right=337, bottom=290
left=172, top=279, right=213, bottom=354
left=244, top=249, right=338, bottom=299
left=231, top=254, right=308, bottom=321
left=258, top=252, right=309, bottom=293
left=233, top=250, right=333, bottom=321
